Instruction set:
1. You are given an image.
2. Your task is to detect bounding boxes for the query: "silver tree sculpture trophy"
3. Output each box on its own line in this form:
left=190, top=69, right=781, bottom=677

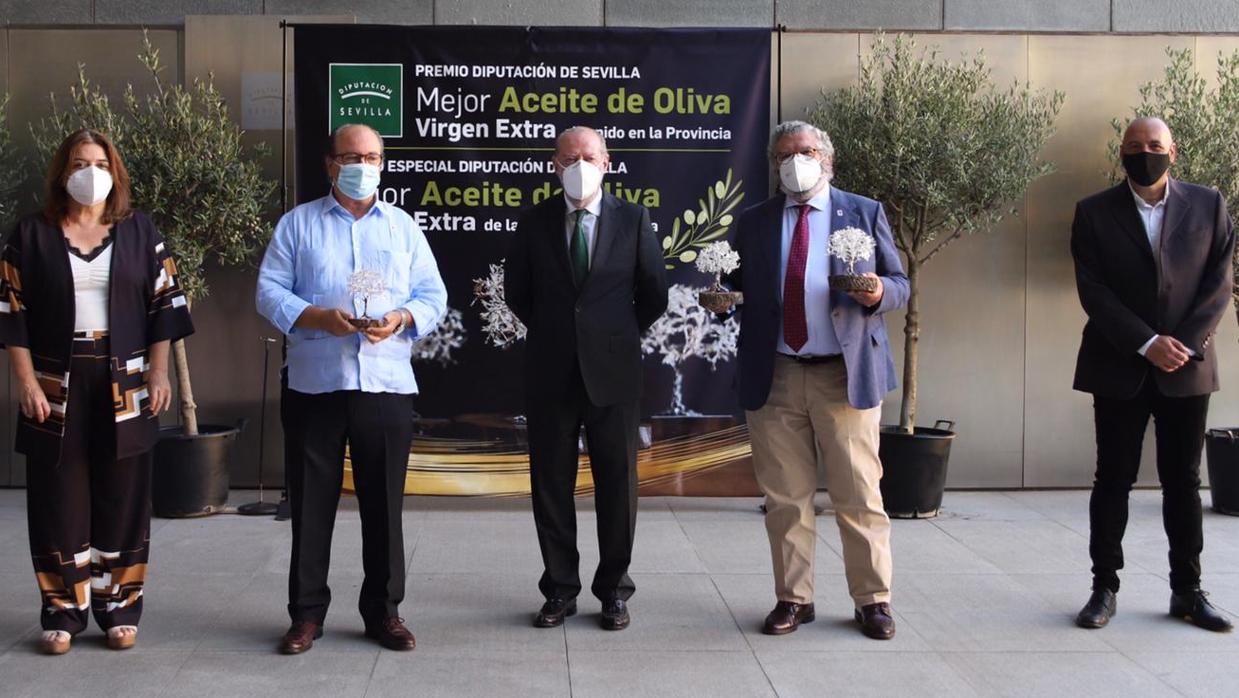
left=694, top=240, right=744, bottom=312
left=347, top=269, right=388, bottom=329
left=827, top=226, right=878, bottom=292
left=643, top=284, right=740, bottom=415
left=471, top=261, right=527, bottom=349
left=412, top=306, right=467, bottom=365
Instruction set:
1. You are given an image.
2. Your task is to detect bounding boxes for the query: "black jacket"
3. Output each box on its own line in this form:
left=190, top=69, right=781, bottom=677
left=1071, top=178, right=1234, bottom=398
left=0, top=211, right=194, bottom=461
left=504, top=192, right=667, bottom=407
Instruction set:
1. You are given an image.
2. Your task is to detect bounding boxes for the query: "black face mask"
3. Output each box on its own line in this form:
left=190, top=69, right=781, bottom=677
left=1121, top=151, right=1171, bottom=187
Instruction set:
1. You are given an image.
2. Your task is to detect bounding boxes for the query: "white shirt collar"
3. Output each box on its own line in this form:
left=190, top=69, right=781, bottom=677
left=1128, top=179, right=1168, bottom=210
left=784, top=183, right=832, bottom=212
left=564, top=192, right=603, bottom=217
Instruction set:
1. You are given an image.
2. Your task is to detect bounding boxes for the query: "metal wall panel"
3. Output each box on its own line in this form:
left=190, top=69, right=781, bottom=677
left=1024, top=35, right=1195, bottom=487
left=4, top=28, right=181, bottom=486
left=183, top=15, right=351, bottom=487
left=6, top=26, right=1239, bottom=490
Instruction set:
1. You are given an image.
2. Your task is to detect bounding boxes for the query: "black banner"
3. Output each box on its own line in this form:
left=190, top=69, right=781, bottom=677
left=294, top=26, right=770, bottom=493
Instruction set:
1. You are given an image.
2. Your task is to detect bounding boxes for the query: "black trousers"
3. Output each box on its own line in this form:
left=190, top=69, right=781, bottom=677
left=27, top=337, right=151, bottom=633
left=1089, top=380, right=1209, bottom=594
left=282, top=389, right=414, bottom=625
left=527, top=364, right=639, bottom=602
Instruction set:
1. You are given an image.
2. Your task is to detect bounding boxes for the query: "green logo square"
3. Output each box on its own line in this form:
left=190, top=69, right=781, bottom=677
left=329, top=63, right=403, bottom=137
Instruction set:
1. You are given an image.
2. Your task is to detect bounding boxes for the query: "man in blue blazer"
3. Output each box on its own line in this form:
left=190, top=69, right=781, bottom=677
left=708, top=121, right=908, bottom=639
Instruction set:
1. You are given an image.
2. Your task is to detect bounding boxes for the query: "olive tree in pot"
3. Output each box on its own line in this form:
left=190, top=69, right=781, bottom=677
left=810, top=34, right=1063, bottom=517
left=32, top=34, right=276, bottom=516
left=1121, top=47, right=1239, bottom=515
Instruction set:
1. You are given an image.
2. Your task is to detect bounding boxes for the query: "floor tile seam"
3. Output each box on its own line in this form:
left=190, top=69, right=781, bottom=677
left=155, top=647, right=203, bottom=695
left=669, top=499, right=718, bottom=575
left=563, top=618, right=574, bottom=698
left=360, top=649, right=382, bottom=698
left=1101, top=640, right=1197, bottom=697
left=562, top=645, right=761, bottom=654
left=932, top=648, right=1017, bottom=697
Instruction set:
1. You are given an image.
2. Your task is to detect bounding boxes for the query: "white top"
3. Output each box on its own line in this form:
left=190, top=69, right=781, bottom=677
left=1128, top=183, right=1171, bottom=357
left=777, top=185, right=843, bottom=356
left=1130, top=182, right=1168, bottom=256
left=69, top=241, right=112, bottom=332
left=562, top=192, right=602, bottom=264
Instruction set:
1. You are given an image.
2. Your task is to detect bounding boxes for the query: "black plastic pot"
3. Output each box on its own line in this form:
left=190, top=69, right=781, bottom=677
left=878, top=420, right=955, bottom=519
left=151, top=421, right=244, bottom=518
left=1205, top=428, right=1239, bottom=516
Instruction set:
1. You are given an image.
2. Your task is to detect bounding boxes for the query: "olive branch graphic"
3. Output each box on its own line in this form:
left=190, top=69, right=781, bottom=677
left=661, top=169, right=745, bottom=269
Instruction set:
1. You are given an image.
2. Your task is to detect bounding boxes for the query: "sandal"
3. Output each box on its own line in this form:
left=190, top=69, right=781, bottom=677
left=39, top=630, right=71, bottom=655
left=106, top=625, right=138, bottom=650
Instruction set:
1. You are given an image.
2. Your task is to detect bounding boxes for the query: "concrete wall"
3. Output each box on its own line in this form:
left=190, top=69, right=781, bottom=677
left=3, top=1, right=1239, bottom=32
left=4, top=5, right=1239, bottom=489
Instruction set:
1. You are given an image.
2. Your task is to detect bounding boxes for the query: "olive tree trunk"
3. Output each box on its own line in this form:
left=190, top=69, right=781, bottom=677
left=898, top=258, right=920, bottom=434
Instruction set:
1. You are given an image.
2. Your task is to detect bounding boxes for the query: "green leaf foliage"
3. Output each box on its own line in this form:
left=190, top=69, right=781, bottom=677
left=0, top=96, right=24, bottom=230
left=809, top=33, right=1063, bottom=267
left=30, top=31, right=277, bottom=303
left=808, top=33, right=1063, bottom=430
left=1111, top=47, right=1239, bottom=307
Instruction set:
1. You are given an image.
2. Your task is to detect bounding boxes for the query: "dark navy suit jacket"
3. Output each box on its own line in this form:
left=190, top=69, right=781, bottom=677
left=727, top=187, right=909, bottom=411
left=1071, top=178, right=1234, bottom=398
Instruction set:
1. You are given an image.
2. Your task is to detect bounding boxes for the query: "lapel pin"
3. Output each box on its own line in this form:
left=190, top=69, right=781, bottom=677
left=836, top=209, right=843, bottom=217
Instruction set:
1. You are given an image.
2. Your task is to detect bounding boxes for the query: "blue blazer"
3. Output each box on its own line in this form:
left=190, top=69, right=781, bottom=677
left=727, top=188, right=908, bottom=410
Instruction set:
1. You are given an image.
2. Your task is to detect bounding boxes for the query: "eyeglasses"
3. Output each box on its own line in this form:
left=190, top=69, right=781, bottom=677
left=333, top=152, right=384, bottom=166
left=774, top=147, right=821, bottom=164
left=555, top=154, right=605, bottom=168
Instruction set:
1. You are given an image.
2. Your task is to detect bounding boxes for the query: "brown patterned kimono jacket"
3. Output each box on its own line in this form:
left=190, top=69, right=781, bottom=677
left=0, top=211, right=194, bottom=463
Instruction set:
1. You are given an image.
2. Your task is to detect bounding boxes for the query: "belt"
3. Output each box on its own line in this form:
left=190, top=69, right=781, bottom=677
left=778, top=353, right=842, bottom=365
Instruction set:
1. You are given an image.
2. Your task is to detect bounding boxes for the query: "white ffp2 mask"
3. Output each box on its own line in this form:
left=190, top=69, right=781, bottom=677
left=66, top=166, right=113, bottom=206
left=561, top=160, right=604, bottom=201
left=779, top=154, right=823, bottom=195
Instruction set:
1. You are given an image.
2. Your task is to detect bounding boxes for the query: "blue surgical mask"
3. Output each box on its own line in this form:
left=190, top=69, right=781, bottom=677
left=334, top=163, right=381, bottom=201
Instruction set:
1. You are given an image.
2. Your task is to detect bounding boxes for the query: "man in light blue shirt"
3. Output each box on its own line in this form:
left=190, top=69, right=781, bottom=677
left=256, top=123, right=446, bottom=655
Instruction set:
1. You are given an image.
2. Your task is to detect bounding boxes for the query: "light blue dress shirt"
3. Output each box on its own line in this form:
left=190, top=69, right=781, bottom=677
left=777, top=186, right=843, bottom=356
left=256, top=194, right=447, bottom=395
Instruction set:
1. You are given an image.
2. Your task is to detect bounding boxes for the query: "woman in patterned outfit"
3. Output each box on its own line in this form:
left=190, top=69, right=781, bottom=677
left=0, top=129, right=194, bottom=654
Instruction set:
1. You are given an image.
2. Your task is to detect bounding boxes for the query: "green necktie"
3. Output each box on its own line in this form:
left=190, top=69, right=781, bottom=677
left=570, top=209, right=590, bottom=287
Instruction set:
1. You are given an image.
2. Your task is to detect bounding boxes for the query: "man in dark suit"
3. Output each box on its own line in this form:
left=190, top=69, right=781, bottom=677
left=705, top=120, right=908, bottom=639
left=504, top=126, right=667, bottom=631
left=1072, top=116, right=1234, bottom=632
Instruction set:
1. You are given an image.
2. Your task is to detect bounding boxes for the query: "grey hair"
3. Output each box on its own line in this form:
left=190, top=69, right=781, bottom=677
left=327, top=123, right=385, bottom=157
left=557, top=125, right=608, bottom=155
left=767, top=120, right=834, bottom=163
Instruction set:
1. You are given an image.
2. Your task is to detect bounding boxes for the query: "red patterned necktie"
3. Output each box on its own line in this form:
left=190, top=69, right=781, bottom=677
left=783, top=204, right=811, bottom=352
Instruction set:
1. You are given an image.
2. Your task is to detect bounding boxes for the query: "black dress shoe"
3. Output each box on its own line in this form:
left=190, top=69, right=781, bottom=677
left=1170, top=590, right=1234, bottom=632
left=534, top=598, right=577, bottom=628
left=364, top=616, right=417, bottom=651
left=854, top=602, right=896, bottom=640
left=278, top=621, right=323, bottom=655
left=762, top=601, right=815, bottom=635
left=600, top=599, right=630, bottom=631
left=1075, top=589, right=1117, bottom=629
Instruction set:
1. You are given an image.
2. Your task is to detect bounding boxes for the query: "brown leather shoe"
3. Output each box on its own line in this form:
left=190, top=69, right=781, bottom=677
left=854, top=602, right=896, bottom=640
left=365, top=616, right=417, bottom=651
left=278, top=621, right=322, bottom=655
left=534, top=598, right=577, bottom=628
left=762, top=601, right=815, bottom=635
left=600, top=599, right=630, bottom=631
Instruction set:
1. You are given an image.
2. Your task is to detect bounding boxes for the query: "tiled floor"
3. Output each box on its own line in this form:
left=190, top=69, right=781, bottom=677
left=0, top=489, right=1237, bottom=697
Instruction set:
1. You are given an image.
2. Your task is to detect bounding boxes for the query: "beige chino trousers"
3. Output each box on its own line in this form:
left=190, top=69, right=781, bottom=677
left=746, top=355, right=893, bottom=608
